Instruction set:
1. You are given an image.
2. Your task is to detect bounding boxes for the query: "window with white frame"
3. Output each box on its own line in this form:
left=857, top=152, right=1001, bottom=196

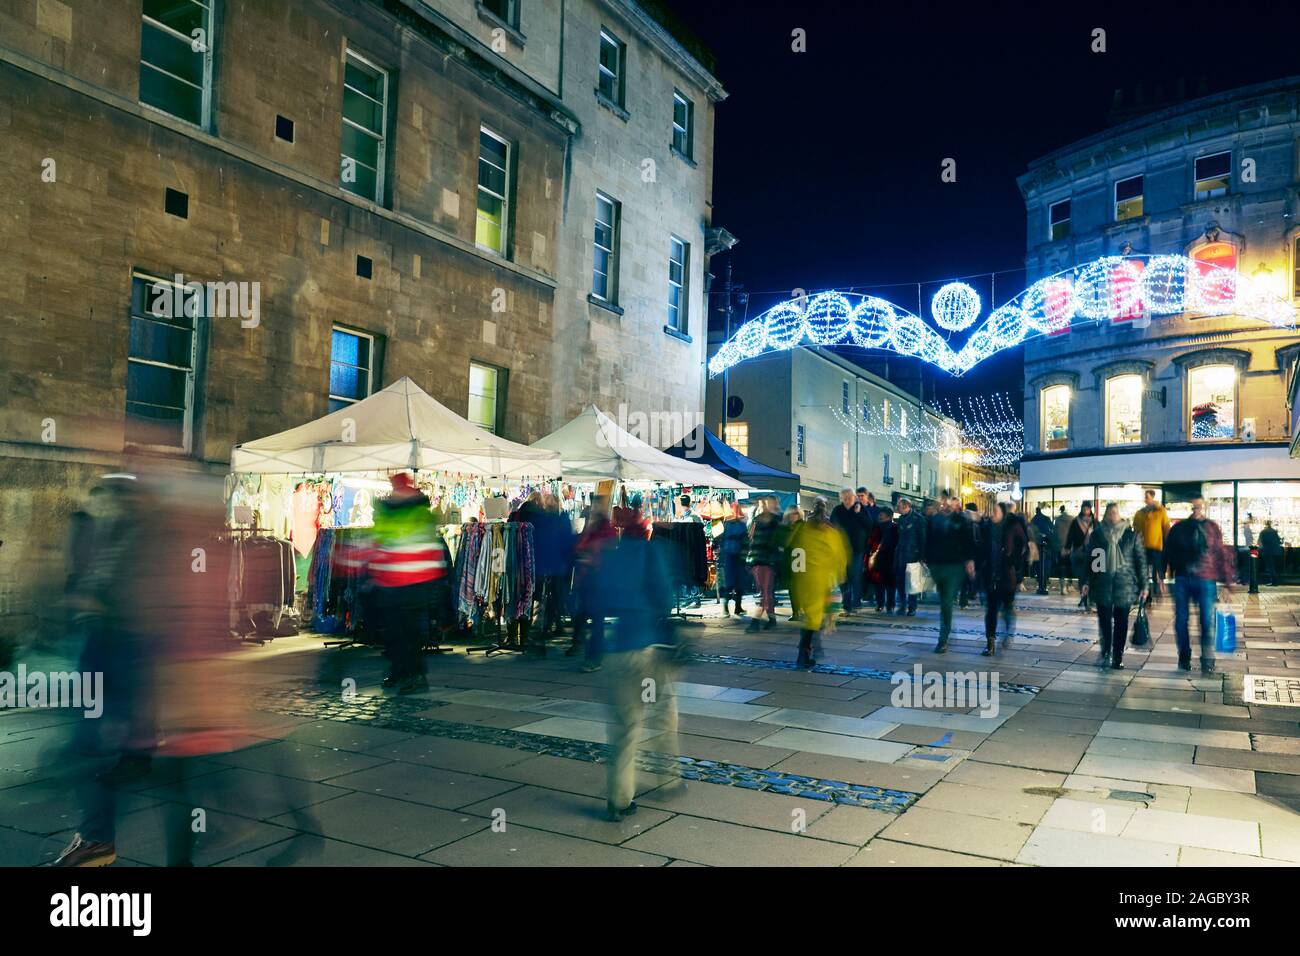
left=1188, top=365, right=1237, bottom=440
left=1048, top=199, right=1071, bottom=241
left=882, top=398, right=891, bottom=428
left=900, top=406, right=908, bottom=438
left=1194, top=151, right=1231, bottom=201
left=842, top=441, right=851, bottom=477
left=469, top=362, right=503, bottom=434
left=476, top=128, right=511, bottom=256
left=128, top=272, right=201, bottom=452
left=1105, top=374, right=1143, bottom=446
left=912, top=463, right=920, bottom=489
left=340, top=49, right=388, bottom=203
left=667, top=236, right=689, bottom=332
left=1114, top=175, right=1143, bottom=221
left=592, top=192, right=620, bottom=302
left=724, top=421, right=749, bottom=457
left=329, top=327, right=374, bottom=413
left=672, top=91, right=694, bottom=157
left=139, top=0, right=214, bottom=127
left=1041, top=384, right=1070, bottom=451
left=795, top=424, right=806, bottom=465
left=597, top=29, right=625, bottom=106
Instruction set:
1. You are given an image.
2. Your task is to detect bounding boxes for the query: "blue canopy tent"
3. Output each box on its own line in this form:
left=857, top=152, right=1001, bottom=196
left=664, top=426, right=800, bottom=494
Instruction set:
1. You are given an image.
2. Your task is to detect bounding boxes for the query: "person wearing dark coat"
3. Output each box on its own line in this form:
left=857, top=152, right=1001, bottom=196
left=532, top=494, right=576, bottom=638
left=1030, top=505, right=1055, bottom=594
left=892, top=497, right=926, bottom=616
left=867, top=506, right=899, bottom=612
left=926, top=496, right=977, bottom=653
left=718, top=507, right=750, bottom=615
left=747, top=498, right=783, bottom=631
left=1065, top=502, right=1096, bottom=609
left=1259, top=521, right=1284, bottom=586
left=830, top=489, right=870, bottom=613
left=1080, top=502, right=1149, bottom=669
left=975, top=503, right=1028, bottom=655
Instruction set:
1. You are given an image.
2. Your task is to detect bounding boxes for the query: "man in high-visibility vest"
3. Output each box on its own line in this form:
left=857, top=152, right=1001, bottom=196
left=368, top=472, right=449, bottom=693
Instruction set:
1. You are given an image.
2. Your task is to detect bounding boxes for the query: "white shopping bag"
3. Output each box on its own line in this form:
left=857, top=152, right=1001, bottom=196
left=905, top=561, right=932, bottom=596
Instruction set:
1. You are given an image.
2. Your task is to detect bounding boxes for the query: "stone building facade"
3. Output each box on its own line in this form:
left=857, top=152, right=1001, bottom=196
left=0, top=0, right=723, bottom=636
left=1018, top=77, right=1300, bottom=547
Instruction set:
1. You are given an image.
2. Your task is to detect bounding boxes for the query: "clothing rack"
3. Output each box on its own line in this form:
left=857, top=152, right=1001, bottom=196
left=455, top=520, right=537, bottom=656
left=219, top=530, right=296, bottom=644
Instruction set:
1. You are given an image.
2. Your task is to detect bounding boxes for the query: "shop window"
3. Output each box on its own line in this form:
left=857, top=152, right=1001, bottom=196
left=667, top=236, right=689, bottom=333
left=1239, top=481, right=1300, bottom=548
left=1194, top=151, right=1231, bottom=200
left=340, top=49, right=388, bottom=203
left=1188, top=364, right=1236, bottom=440
left=1048, top=199, right=1071, bottom=241
left=597, top=29, right=625, bottom=107
left=795, top=424, right=806, bottom=465
left=140, top=0, right=214, bottom=127
left=592, top=192, right=620, bottom=302
left=128, top=272, right=201, bottom=452
left=1105, top=374, right=1143, bottom=446
left=329, top=327, right=374, bottom=413
left=1040, top=384, right=1070, bottom=451
left=469, top=362, right=504, bottom=434
left=672, top=91, right=694, bottom=158
left=1114, top=175, right=1143, bottom=221
left=476, top=128, right=512, bottom=256
left=724, top=421, right=749, bottom=457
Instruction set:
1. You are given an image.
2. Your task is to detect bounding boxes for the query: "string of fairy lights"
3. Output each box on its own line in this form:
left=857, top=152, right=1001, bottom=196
left=708, top=254, right=1298, bottom=379
left=830, top=391, right=1025, bottom=467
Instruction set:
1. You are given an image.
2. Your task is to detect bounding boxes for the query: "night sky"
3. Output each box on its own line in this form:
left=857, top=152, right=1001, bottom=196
left=669, top=0, right=1300, bottom=403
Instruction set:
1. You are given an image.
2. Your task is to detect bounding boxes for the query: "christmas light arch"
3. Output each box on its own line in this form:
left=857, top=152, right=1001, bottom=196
left=707, top=254, right=1298, bottom=378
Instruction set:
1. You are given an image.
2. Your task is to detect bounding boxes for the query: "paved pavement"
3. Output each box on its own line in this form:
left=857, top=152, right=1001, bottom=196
left=4, top=585, right=1300, bottom=866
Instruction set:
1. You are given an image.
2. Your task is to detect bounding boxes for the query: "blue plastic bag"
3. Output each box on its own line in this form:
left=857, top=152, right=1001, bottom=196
left=1215, top=609, right=1237, bottom=654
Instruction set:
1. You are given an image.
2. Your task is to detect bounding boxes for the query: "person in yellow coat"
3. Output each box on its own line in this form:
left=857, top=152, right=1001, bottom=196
left=787, top=498, right=850, bottom=668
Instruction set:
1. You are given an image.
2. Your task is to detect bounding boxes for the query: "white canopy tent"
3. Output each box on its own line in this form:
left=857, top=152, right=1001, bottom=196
left=531, top=404, right=751, bottom=489
left=230, top=377, right=562, bottom=478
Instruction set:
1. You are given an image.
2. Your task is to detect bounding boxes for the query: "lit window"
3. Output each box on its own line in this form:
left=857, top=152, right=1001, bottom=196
left=592, top=192, right=620, bottom=302
left=481, top=0, right=518, bottom=29
left=329, top=328, right=374, bottom=413
left=795, top=424, right=806, bottom=465
left=469, top=362, right=502, bottom=434
left=668, top=236, right=689, bottom=332
left=340, top=50, right=388, bottom=203
left=672, top=91, right=694, bottom=158
left=724, top=421, right=749, bottom=457
left=128, top=273, right=201, bottom=452
left=597, top=29, right=625, bottom=106
left=1194, top=151, right=1231, bottom=201
left=1115, top=175, right=1143, bottom=221
left=140, top=0, right=214, bottom=127
left=1041, top=384, right=1070, bottom=451
left=1105, top=374, right=1143, bottom=446
left=1049, top=199, right=1071, bottom=241
left=882, top=398, right=891, bottom=428
left=842, top=441, right=852, bottom=477
left=1188, top=365, right=1236, bottom=440
left=1191, top=241, right=1238, bottom=312
left=476, top=128, right=511, bottom=255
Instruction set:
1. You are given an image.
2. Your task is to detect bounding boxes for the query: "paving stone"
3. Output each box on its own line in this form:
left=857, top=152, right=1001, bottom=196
left=1250, top=734, right=1300, bottom=756
left=769, top=752, right=945, bottom=793
left=324, top=760, right=521, bottom=809
left=219, top=834, right=437, bottom=866
left=1115, top=697, right=1250, bottom=718
left=371, top=736, right=536, bottom=774
left=1086, top=736, right=1196, bottom=764
left=1104, top=709, right=1203, bottom=728
left=942, top=760, right=1068, bottom=792
left=280, top=720, right=420, bottom=752
left=1016, top=826, right=1178, bottom=866
left=803, top=805, right=894, bottom=845
left=1096, top=721, right=1252, bottom=749
left=637, top=778, right=839, bottom=834
left=1122, top=807, right=1261, bottom=855
left=1194, top=746, right=1300, bottom=775
left=1000, top=712, right=1104, bottom=736
left=1058, top=776, right=1190, bottom=812
left=1038, top=796, right=1136, bottom=835
left=459, top=785, right=674, bottom=845
left=0, top=823, right=69, bottom=866
left=484, top=754, right=671, bottom=800
left=139, top=766, right=349, bottom=821
left=879, top=806, right=1033, bottom=860
left=424, top=823, right=670, bottom=866
left=0, top=780, right=160, bottom=835
left=513, top=716, right=662, bottom=746
left=1259, top=823, right=1300, bottom=862
left=915, top=781, right=1055, bottom=824
left=755, top=708, right=899, bottom=739
left=673, top=733, right=795, bottom=768
left=865, top=706, right=1006, bottom=734
left=79, top=805, right=299, bottom=867
left=274, top=791, right=487, bottom=855
left=972, top=732, right=1091, bottom=773
left=1184, top=788, right=1300, bottom=827
left=1177, top=846, right=1294, bottom=867
left=621, top=815, right=857, bottom=866
left=676, top=714, right=789, bottom=743
left=757, top=728, right=913, bottom=763
left=1074, top=755, right=1256, bottom=793
left=415, top=703, right=550, bottom=729
left=673, top=697, right=780, bottom=721
left=881, top=724, right=989, bottom=749
left=844, top=839, right=1006, bottom=866
left=211, top=740, right=392, bottom=782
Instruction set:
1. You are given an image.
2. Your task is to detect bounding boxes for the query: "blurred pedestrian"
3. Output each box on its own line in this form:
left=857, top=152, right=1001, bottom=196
left=867, top=506, right=898, bottom=612
left=959, top=502, right=981, bottom=609
left=534, top=493, right=576, bottom=641
left=779, top=505, right=804, bottom=621
left=788, top=499, right=849, bottom=668
left=976, top=502, right=1028, bottom=655
left=568, top=495, right=616, bottom=671
left=926, top=495, right=976, bottom=654
left=1081, top=502, right=1148, bottom=670
left=1131, top=489, right=1170, bottom=600
left=1164, top=496, right=1234, bottom=674
left=831, top=489, right=869, bottom=614
left=746, top=497, right=782, bottom=631
left=1030, top=504, right=1054, bottom=594
left=1065, top=502, right=1095, bottom=609
left=1260, top=520, right=1283, bottom=586
left=892, top=497, right=926, bottom=616
left=718, top=503, right=750, bottom=616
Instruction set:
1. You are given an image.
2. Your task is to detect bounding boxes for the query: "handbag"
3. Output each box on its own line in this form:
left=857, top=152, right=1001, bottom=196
left=905, top=561, right=932, bottom=595
left=1130, top=600, right=1150, bottom=647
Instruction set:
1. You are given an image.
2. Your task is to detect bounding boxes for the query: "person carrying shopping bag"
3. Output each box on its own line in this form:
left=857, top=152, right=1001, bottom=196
left=1080, top=502, right=1149, bottom=670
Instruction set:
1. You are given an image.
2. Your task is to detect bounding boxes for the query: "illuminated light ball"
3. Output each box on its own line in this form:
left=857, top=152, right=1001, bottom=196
left=889, top=313, right=930, bottom=355
left=1021, top=277, right=1075, bottom=334
left=803, top=292, right=854, bottom=345
left=985, top=303, right=1027, bottom=350
left=930, top=282, right=982, bottom=332
left=849, top=298, right=894, bottom=348
left=762, top=300, right=806, bottom=349
left=1188, top=264, right=1237, bottom=315
left=1074, top=257, right=1141, bottom=320
left=1140, top=256, right=1189, bottom=314
left=733, top=317, right=768, bottom=358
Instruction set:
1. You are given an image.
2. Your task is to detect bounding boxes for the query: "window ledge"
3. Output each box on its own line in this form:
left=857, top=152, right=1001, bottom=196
left=663, top=324, right=692, bottom=343
left=594, top=90, right=630, bottom=122
left=588, top=294, right=624, bottom=316
left=670, top=145, right=697, bottom=168
left=475, top=4, right=526, bottom=47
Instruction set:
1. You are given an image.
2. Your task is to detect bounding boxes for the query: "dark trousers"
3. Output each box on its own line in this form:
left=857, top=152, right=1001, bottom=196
left=376, top=580, right=434, bottom=679
left=1097, top=604, right=1131, bottom=665
left=538, top=573, right=567, bottom=634
left=892, top=553, right=918, bottom=613
left=1263, top=555, right=1281, bottom=586
left=931, top=563, right=967, bottom=647
left=874, top=579, right=894, bottom=611
left=1174, top=575, right=1217, bottom=663
left=842, top=550, right=865, bottom=611
left=984, top=588, right=1016, bottom=642
left=1036, top=547, right=1052, bottom=593
left=1145, top=548, right=1164, bottom=597
left=571, top=591, right=606, bottom=663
